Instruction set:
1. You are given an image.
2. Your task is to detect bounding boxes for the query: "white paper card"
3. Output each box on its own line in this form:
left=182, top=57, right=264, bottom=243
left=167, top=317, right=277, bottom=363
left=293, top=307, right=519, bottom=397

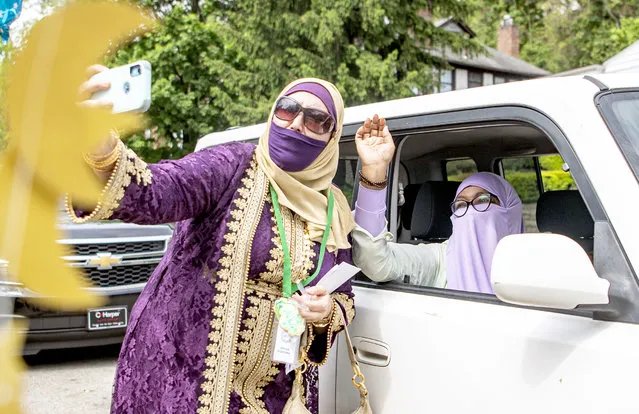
left=316, top=262, right=361, bottom=293
left=285, top=360, right=303, bottom=375
left=271, top=323, right=301, bottom=365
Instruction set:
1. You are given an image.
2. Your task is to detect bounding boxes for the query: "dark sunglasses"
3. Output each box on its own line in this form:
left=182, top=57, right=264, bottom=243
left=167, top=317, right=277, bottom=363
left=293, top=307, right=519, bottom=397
left=451, top=192, right=500, bottom=217
left=274, top=96, right=336, bottom=135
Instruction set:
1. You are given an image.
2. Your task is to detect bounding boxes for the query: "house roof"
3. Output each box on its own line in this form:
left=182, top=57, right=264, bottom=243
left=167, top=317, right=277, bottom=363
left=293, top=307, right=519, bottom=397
left=432, top=17, right=550, bottom=77
left=432, top=45, right=551, bottom=77
left=433, top=17, right=476, bottom=38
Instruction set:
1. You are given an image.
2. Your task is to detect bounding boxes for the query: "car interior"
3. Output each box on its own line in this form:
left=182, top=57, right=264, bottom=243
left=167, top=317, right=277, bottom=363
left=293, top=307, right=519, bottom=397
left=337, top=120, right=596, bottom=286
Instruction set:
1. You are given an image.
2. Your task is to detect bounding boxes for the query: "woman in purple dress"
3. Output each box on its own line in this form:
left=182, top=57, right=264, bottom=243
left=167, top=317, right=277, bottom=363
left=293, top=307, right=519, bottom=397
left=71, top=70, right=357, bottom=413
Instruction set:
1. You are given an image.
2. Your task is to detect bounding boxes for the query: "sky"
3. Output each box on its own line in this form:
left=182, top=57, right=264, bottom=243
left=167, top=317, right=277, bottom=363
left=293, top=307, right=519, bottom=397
left=9, top=0, right=48, bottom=45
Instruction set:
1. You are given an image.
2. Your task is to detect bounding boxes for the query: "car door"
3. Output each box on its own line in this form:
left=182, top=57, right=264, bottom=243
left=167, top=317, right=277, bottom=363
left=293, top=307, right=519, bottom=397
left=330, top=106, right=639, bottom=414
left=334, top=285, right=639, bottom=413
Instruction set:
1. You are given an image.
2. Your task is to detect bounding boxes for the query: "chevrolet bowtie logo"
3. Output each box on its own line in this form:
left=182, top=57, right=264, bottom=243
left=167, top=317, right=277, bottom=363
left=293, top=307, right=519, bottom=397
left=87, top=253, right=122, bottom=270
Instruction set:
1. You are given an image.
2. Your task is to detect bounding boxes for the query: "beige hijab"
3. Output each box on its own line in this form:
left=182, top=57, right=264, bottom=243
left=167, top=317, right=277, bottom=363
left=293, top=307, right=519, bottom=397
left=255, top=78, right=355, bottom=252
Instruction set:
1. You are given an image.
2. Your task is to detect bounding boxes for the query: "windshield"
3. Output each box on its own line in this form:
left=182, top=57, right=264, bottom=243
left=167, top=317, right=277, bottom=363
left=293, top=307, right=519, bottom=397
left=598, top=91, right=639, bottom=181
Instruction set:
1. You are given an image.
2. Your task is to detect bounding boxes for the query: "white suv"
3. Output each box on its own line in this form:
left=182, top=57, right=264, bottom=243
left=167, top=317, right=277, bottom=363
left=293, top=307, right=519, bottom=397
left=197, top=73, right=639, bottom=414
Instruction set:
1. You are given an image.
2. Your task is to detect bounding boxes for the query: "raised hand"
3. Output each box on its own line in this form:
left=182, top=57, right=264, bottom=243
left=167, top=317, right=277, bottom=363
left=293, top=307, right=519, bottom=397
left=355, top=114, right=395, bottom=182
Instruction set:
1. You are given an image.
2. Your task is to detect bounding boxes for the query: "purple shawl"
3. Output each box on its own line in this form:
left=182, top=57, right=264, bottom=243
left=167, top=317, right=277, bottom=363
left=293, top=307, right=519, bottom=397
left=446, top=172, right=524, bottom=294
left=285, top=82, right=337, bottom=122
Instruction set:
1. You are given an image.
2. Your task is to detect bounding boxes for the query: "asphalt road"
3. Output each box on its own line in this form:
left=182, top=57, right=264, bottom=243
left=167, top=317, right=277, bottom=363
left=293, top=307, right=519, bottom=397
left=22, top=345, right=120, bottom=414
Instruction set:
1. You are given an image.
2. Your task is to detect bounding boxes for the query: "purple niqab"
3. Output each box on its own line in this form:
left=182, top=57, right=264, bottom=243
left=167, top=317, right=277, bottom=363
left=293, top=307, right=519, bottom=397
left=268, top=82, right=336, bottom=172
left=446, top=172, right=524, bottom=294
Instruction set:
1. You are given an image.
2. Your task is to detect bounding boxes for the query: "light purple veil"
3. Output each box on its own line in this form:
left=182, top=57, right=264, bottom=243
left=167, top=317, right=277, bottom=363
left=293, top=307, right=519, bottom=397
left=446, top=172, right=524, bottom=294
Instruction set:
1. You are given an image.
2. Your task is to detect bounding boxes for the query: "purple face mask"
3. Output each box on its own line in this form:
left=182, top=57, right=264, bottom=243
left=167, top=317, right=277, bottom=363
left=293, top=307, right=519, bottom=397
left=268, top=82, right=335, bottom=172
left=268, top=122, right=328, bottom=172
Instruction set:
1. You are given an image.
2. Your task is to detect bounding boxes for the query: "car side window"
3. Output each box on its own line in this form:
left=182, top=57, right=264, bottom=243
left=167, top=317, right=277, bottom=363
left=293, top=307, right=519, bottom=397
left=539, top=155, right=576, bottom=192
left=502, top=155, right=577, bottom=233
left=502, top=157, right=541, bottom=232
left=446, top=158, right=478, bottom=182
left=335, top=157, right=358, bottom=206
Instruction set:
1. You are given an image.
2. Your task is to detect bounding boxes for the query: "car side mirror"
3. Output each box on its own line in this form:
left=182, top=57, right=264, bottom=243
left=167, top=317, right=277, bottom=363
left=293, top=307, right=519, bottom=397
left=491, top=233, right=610, bottom=309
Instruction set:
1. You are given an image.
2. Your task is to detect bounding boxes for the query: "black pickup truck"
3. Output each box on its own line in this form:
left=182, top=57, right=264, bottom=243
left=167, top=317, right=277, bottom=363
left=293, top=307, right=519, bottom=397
left=3, top=215, right=172, bottom=355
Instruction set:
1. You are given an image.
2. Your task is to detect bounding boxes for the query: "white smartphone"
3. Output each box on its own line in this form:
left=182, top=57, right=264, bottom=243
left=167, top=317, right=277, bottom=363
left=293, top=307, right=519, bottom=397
left=91, top=60, right=152, bottom=114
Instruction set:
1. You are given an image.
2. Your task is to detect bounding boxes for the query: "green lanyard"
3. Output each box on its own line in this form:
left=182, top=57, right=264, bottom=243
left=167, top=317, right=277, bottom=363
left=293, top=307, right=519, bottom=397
left=270, top=185, right=334, bottom=298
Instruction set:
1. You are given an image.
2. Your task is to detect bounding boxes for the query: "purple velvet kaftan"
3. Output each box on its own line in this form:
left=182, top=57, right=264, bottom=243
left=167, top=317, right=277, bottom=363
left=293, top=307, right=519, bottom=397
left=101, top=142, right=355, bottom=413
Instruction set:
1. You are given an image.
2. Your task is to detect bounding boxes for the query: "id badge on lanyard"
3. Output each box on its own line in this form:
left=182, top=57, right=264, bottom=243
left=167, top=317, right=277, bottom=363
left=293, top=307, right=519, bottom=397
left=271, top=319, right=302, bottom=366
left=268, top=185, right=333, bottom=366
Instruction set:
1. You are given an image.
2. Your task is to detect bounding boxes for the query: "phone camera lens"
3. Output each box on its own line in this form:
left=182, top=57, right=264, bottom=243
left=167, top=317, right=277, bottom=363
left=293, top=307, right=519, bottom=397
left=123, top=82, right=131, bottom=94
left=130, top=64, right=141, bottom=77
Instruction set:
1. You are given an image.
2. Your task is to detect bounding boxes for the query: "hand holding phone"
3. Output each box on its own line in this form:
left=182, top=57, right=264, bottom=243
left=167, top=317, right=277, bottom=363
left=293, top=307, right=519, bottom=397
left=85, top=60, right=152, bottom=114
left=77, top=62, right=152, bottom=161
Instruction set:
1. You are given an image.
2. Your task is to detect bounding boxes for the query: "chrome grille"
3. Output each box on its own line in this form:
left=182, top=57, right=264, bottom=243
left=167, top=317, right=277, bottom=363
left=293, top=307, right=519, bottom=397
left=71, top=241, right=165, bottom=256
left=84, top=263, right=158, bottom=288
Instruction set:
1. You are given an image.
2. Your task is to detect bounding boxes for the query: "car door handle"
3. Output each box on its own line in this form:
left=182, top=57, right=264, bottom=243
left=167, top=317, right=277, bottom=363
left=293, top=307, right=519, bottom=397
left=351, top=337, right=391, bottom=367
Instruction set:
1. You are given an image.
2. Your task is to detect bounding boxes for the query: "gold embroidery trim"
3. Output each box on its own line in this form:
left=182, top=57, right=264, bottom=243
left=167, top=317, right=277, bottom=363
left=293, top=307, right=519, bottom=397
left=245, top=280, right=281, bottom=297
left=260, top=203, right=315, bottom=285
left=65, top=139, right=152, bottom=223
left=230, top=203, right=319, bottom=411
left=231, top=288, right=279, bottom=413
left=333, top=292, right=356, bottom=328
left=197, top=158, right=268, bottom=414
left=230, top=209, right=296, bottom=411
left=302, top=227, right=317, bottom=277
left=289, top=209, right=315, bottom=284
left=233, top=296, right=277, bottom=413
left=261, top=204, right=284, bottom=284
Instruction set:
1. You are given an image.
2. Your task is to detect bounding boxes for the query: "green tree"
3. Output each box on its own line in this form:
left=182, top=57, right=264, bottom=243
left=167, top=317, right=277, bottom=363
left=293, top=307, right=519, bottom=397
left=216, top=0, right=482, bottom=104
left=469, top=0, right=639, bottom=73
left=468, top=0, right=545, bottom=51
left=109, top=5, right=270, bottom=161
left=109, top=0, right=482, bottom=159
left=611, top=17, right=639, bottom=51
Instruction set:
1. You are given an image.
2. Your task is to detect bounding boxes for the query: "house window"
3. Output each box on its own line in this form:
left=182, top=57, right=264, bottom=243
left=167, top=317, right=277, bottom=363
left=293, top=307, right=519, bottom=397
left=468, top=71, right=483, bottom=88
left=439, top=69, right=455, bottom=92
left=494, top=76, right=506, bottom=84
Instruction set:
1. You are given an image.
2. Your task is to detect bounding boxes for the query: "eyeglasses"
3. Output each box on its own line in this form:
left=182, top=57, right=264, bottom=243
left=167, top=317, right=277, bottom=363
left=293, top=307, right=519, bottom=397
left=273, top=96, right=335, bottom=135
left=451, top=193, right=500, bottom=217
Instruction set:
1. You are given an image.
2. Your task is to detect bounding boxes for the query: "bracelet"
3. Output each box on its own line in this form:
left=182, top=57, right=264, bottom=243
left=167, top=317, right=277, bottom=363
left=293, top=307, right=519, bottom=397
left=66, top=140, right=125, bottom=224
left=359, top=170, right=388, bottom=189
left=312, top=300, right=335, bottom=329
left=85, top=135, right=117, bottom=160
left=84, top=138, right=122, bottom=172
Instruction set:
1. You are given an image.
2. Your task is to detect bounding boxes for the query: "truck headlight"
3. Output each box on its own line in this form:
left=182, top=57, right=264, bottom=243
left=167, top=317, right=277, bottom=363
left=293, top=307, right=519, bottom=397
left=0, top=261, right=26, bottom=298
left=0, top=281, right=26, bottom=298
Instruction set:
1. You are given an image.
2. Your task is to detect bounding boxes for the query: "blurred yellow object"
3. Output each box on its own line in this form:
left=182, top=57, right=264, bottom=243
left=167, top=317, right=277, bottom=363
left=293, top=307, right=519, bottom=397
left=0, top=0, right=155, bottom=311
left=0, top=320, right=27, bottom=413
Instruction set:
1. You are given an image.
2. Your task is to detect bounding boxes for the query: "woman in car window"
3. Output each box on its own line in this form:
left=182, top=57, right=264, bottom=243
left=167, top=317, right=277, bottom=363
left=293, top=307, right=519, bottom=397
left=351, top=115, right=524, bottom=293
left=73, top=67, right=356, bottom=413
